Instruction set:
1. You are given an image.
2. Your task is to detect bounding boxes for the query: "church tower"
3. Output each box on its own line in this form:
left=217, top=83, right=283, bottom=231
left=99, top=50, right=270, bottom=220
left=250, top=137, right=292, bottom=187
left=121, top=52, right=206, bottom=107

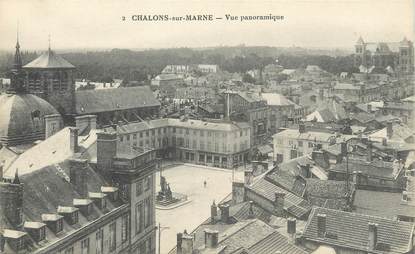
left=23, top=40, right=76, bottom=122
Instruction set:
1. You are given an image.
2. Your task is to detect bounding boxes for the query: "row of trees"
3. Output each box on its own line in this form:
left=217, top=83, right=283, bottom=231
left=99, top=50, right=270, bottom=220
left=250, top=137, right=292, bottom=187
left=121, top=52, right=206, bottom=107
left=0, top=46, right=355, bottom=82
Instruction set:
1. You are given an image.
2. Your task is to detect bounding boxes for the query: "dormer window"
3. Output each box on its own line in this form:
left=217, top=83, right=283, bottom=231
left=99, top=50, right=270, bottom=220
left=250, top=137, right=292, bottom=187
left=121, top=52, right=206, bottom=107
left=57, top=206, right=80, bottom=225
left=73, top=199, right=93, bottom=216
left=88, top=192, right=108, bottom=210
left=3, top=229, right=27, bottom=251
left=41, top=214, right=64, bottom=234
left=23, top=222, right=47, bottom=242
left=101, top=186, right=119, bottom=202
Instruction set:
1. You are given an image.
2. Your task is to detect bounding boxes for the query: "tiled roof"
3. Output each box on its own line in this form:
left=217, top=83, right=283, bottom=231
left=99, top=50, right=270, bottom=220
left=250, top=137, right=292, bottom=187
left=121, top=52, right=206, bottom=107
left=369, top=123, right=414, bottom=143
left=23, top=50, right=75, bottom=69
left=303, top=207, right=415, bottom=253
left=248, top=177, right=312, bottom=218
left=75, top=86, right=160, bottom=114
left=304, top=179, right=353, bottom=210
left=330, top=158, right=401, bottom=179
left=353, top=190, right=415, bottom=219
left=248, top=231, right=307, bottom=254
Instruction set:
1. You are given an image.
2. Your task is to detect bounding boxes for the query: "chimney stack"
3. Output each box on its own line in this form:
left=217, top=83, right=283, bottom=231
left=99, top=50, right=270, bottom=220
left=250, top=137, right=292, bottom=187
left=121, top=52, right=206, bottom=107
left=287, top=218, right=297, bottom=235
left=274, top=192, right=285, bottom=213
left=176, top=233, right=183, bottom=254
left=210, top=201, right=217, bottom=223
left=232, top=181, right=245, bottom=204
left=0, top=162, right=3, bottom=181
left=386, top=122, right=393, bottom=139
left=96, top=131, right=117, bottom=172
left=317, top=213, right=327, bottom=238
left=219, top=204, right=230, bottom=223
left=300, top=163, right=311, bottom=178
left=69, top=158, right=89, bottom=197
left=181, top=233, right=194, bottom=254
left=204, top=229, right=219, bottom=249
left=340, top=142, right=347, bottom=156
left=69, top=127, right=79, bottom=153
left=402, top=191, right=408, bottom=202
left=299, top=123, right=306, bottom=134
left=0, top=171, right=24, bottom=227
left=75, top=115, right=97, bottom=134
left=248, top=201, right=254, bottom=219
left=244, top=170, right=253, bottom=185
left=44, top=114, right=62, bottom=138
left=367, top=104, right=372, bottom=112
left=382, top=138, right=387, bottom=146
left=367, top=141, right=372, bottom=162
left=368, top=223, right=378, bottom=250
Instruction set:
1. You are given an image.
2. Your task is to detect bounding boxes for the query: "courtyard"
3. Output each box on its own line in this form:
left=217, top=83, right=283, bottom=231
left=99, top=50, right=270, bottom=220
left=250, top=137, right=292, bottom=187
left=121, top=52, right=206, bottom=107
left=155, top=163, right=243, bottom=254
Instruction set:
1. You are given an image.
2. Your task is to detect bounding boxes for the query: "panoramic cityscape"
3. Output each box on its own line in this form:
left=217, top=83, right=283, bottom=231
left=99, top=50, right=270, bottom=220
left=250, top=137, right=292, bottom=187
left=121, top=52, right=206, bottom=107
left=0, top=0, right=414, bottom=254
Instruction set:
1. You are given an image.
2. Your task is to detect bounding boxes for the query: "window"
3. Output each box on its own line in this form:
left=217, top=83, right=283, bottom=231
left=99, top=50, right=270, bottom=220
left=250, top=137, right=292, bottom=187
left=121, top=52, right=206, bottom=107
left=200, top=130, right=204, bottom=137
left=121, top=214, right=129, bottom=243
left=109, top=222, right=116, bottom=251
left=308, top=142, right=314, bottom=148
left=135, top=202, right=143, bottom=234
left=133, top=134, right=137, bottom=139
left=290, top=149, right=298, bottom=159
left=96, top=229, right=104, bottom=254
left=173, top=127, right=176, bottom=133
left=81, top=238, right=89, bottom=254
left=208, top=131, right=212, bottom=137
left=39, top=226, right=46, bottom=241
left=64, top=246, right=74, bottom=254
left=139, top=132, right=143, bottom=138
left=298, top=141, right=303, bottom=147
left=214, top=142, right=219, bottom=152
left=151, top=129, right=155, bottom=136
left=136, top=180, right=143, bottom=196
left=71, top=211, right=79, bottom=224
left=185, top=129, right=189, bottom=135
left=146, top=131, right=149, bottom=137
left=200, top=141, right=205, bottom=150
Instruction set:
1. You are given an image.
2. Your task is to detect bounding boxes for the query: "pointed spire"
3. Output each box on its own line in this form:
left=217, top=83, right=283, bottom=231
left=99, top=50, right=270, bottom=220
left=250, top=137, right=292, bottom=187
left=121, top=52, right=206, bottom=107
left=356, top=36, right=364, bottom=45
left=13, top=169, right=20, bottom=184
left=13, top=28, right=22, bottom=70
left=48, top=34, right=51, bottom=52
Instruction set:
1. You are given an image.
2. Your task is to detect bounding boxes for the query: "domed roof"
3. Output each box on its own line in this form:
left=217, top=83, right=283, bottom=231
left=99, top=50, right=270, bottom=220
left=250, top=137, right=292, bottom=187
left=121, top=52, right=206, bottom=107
left=0, top=93, right=61, bottom=146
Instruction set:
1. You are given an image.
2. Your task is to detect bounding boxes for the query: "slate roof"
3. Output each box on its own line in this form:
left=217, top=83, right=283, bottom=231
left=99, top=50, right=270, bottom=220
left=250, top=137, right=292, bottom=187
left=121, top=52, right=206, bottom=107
left=75, top=86, right=160, bottom=114
left=23, top=50, right=75, bottom=69
left=353, top=190, right=415, bottom=220
left=303, top=207, right=415, bottom=253
left=248, top=177, right=312, bottom=218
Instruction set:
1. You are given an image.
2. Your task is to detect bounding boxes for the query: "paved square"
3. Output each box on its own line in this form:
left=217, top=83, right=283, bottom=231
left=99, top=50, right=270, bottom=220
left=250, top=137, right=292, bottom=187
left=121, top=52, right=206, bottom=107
left=155, top=163, right=243, bottom=254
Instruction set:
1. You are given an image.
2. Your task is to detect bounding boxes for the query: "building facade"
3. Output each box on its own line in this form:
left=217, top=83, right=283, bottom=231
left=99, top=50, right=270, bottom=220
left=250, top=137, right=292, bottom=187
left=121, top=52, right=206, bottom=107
left=113, top=118, right=251, bottom=168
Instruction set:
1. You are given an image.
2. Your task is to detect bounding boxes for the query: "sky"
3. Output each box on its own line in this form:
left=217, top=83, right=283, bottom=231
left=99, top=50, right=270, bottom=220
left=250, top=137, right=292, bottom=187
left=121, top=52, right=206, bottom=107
left=0, top=0, right=413, bottom=51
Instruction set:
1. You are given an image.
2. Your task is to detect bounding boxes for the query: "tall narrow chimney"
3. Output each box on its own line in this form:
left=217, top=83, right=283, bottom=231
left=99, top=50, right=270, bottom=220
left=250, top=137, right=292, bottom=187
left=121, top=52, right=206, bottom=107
left=219, top=204, right=230, bottom=223
left=69, top=127, right=79, bottom=153
left=69, top=158, right=89, bottom=197
left=244, top=170, right=253, bottom=185
left=210, top=201, right=217, bottom=223
left=96, top=131, right=117, bottom=172
left=386, top=122, right=393, bottom=139
left=368, top=223, right=378, bottom=250
left=176, top=233, right=183, bottom=254
left=367, top=142, right=372, bottom=162
left=181, top=233, right=194, bottom=254
left=204, top=229, right=219, bottom=249
left=317, top=213, right=327, bottom=238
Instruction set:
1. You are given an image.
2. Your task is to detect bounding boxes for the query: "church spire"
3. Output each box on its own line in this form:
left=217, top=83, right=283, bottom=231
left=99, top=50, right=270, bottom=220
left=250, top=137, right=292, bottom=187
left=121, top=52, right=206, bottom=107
left=13, top=30, right=22, bottom=71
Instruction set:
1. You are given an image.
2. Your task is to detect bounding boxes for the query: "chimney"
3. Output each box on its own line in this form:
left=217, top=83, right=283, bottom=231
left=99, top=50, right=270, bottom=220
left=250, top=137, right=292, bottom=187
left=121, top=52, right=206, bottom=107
left=219, top=204, right=230, bottom=223
left=353, top=171, right=362, bottom=185
left=181, top=233, right=194, bottom=254
left=367, top=104, right=372, bottom=112
left=386, top=122, right=393, bottom=139
left=317, top=213, right=327, bottom=238
left=248, top=201, right=254, bottom=219
left=287, top=218, right=297, bottom=235
left=300, top=163, right=311, bottom=178
left=69, top=158, right=89, bottom=197
left=69, top=127, right=79, bottom=153
left=244, top=170, right=253, bottom=185
left=44, top=114, right=62, bottom=138
left=340, top=142, right=347, bottom=156
left=96, top=131, right=117, bottom=172
left=402, top=191, right=408, bottom=202
left=0, top=171, right=24, bottom=227
left=368, top=223, right=378, bottom=250
left=367, top=142, right=372, bottom=162
left=299, top=123, right=306, bottom=134
left=0, top=162, right=3, bottom=180
left=75, top=115, right=97, bottom=134
left=176, top=233, right=183, bottom=254
left=210, top=201, right=217, bottom=223
left=382, top=138, right=387, bottom=146
left=274, top=192, right=285, bottom=212
left=232, top=181, right=245, bottom=204
left=204, top=229, right=219, bottom=249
